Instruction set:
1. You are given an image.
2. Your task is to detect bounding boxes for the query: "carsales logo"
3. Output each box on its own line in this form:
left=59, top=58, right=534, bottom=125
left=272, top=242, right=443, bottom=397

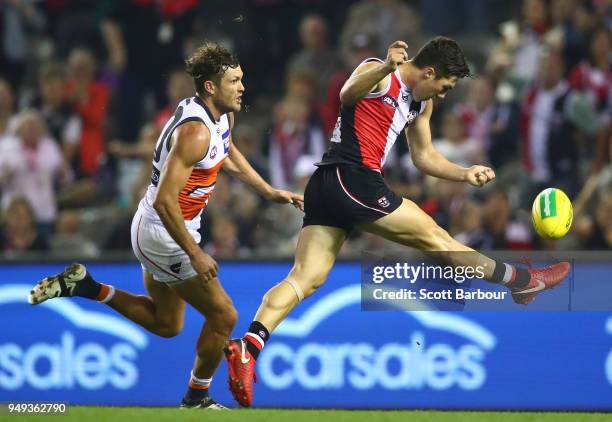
left=258, top=285, right=496, bottom=391
left=0, top=285, right=148, bottom=390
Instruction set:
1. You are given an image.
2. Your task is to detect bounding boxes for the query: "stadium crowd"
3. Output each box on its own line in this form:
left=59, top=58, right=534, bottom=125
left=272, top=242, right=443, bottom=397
left=0, top=0, right=610, bottom=259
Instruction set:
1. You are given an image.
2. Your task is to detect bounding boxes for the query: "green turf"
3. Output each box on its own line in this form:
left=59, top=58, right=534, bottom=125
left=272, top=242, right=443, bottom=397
left=7, top=407, right=612, bottom=422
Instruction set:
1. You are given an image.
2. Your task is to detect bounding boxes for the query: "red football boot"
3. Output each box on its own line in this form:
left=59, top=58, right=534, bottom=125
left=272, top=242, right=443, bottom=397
left=511, top=262, right=571, bottom=305
left=224, top=339, right=256, bottom=407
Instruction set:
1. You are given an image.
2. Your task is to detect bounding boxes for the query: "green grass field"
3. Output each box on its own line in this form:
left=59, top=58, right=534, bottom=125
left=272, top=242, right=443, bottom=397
left=7, top=408, right=612, bottom=421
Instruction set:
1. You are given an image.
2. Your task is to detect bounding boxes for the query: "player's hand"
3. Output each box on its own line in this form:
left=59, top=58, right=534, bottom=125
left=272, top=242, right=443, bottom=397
left=190, top=250, right=219, bottom=282
left=465, top=165, right=496, bottom=187
left=267, top=189, right=305, bottom=212
left=384, top=41, right=409, bottom=71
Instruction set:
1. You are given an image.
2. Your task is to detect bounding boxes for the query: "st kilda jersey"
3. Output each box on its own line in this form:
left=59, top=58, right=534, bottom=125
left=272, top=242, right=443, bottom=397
left=318, top=58, right=426, bottom=171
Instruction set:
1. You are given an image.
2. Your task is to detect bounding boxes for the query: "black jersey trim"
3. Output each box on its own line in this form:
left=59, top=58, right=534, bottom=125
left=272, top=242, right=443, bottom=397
left=165, top=116, right=206, bottom=153
left=193, top=96, right=217, bottom=122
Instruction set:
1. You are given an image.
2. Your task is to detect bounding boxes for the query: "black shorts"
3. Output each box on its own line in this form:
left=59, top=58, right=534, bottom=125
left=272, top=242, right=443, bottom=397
left=303, top=164, right=403, bottom=233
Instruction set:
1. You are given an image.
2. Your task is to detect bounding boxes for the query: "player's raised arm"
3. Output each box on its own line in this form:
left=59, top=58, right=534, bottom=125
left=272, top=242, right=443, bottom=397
left=153, top=122, right=219, bottom=281
left=339, top=40, right=409, bottom=106
left=223, top=140, right=304, bottom=211
left=222, top=113, right=304, bottom=210
left=406, top=100, right=495, bottom=187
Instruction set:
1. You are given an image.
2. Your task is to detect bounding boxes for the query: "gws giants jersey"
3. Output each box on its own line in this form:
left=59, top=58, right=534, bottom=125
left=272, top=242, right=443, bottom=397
left=319, top=58, right=426, bottom=171
left=139, top=96, right=230, bottom=231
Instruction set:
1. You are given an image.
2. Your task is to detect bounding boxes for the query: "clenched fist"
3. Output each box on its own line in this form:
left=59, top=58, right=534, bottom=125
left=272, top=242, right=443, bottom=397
left=385, top=41, right=409, bottom=71
left=465, top=165, right=496, bottom=187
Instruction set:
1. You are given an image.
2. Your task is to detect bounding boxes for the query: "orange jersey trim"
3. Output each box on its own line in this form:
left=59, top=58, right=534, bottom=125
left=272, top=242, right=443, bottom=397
left=179, top=159, right=225, bottom=220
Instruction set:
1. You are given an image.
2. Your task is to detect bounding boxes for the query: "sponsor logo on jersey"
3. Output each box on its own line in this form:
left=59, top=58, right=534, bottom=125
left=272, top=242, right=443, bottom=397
left=170, top=262, right=182, bottom=274
left=382, top=95, right=399, bottom=109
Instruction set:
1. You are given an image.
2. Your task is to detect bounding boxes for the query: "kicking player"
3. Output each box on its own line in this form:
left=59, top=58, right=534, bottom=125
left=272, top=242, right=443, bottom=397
left=28, top=42, right=303, bottom=409
left=224, top=37, right=570, bottom=407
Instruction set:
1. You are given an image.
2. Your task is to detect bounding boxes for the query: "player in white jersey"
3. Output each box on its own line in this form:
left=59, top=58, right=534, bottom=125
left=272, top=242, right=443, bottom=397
left=28, top=42, right=303, bottom=409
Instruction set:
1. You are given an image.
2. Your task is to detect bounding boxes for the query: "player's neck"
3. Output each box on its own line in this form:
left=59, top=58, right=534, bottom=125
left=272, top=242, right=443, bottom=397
left=398, top=61, right=421, bottom=91
left=197, top=94, right=223, bottom=122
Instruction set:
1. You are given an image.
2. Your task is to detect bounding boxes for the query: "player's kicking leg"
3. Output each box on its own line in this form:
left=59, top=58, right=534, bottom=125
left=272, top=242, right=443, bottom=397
left=359, top=198, right=570, bottom=304
left=29, top=266, right=232, bottom=409
left=225, top=225, right=345, bottom=407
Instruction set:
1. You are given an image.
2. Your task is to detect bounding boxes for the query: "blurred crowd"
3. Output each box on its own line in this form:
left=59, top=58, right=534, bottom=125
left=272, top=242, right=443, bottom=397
left=0, top=0, right=610, bottom=259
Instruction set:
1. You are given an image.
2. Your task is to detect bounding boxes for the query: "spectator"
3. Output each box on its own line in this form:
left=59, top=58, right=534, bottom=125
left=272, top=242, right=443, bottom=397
left=108, top=122, right=160, bottom=207
left=340, top=0, right=422, bottom=59
left=204, top=215, right=242, bottom=258
left=521, top=49, right=582, bottom=202
left=50, top=210, right=99, bottom=258
left=66, top=47, right=110, bottom=177
left=0, top=110, right=68, bottom=234
left=34, top=61, right=82, bottom=165
left=101, top=0, right=158, bottom=143
left=286, top=14, right=341, bottom=102
left=0, top=78, right=18, bottom=137
left=0, top=0, right=47, bottom=89
left=482, top=189, right=533, bottom=250
left=568, top=26, right=612, bottom=173
left=577, top=190, right=612, bottom=249
left=154, top=69, right=194, bottom=129
left=0, top=196, right=48, bottom=256
left=433, top=111, right=482, bottom=168
left=320, top=32, right=379, bottom=137
left=458, top=76, right=521, bottom=169
left=267, top=95, right=326, bottom=189
left=451, top=200, right=492, bottom=249
left=487, top=0, right=554, bottom=91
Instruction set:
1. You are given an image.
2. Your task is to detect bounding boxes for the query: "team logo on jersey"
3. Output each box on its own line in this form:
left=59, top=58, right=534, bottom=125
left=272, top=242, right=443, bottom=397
left=377, top=196, right=391, bottom=208
left=406, top=110, right=419, bottom=125
left=210, top=145, right=218, bottom=159
left=401, top=91, right=410, bottom=102
left=170, top=262, right=182, bottom=274
left=381, top=95, right=398, bottom=109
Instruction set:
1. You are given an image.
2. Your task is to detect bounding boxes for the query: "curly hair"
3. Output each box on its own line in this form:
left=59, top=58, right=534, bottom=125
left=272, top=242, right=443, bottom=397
left=413, top=36, right=471, bottom=79
left=185, top=42, right=240, bottom=95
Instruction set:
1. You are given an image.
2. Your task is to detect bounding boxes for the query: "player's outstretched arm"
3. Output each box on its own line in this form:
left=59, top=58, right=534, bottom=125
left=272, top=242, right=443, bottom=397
left=407, top=100, right=495, bottom=187
left=223, top=141, right=304, bottom=211
left=339, top=40, right=409, bottom=106
left=153, top=122, right=219, bottom=281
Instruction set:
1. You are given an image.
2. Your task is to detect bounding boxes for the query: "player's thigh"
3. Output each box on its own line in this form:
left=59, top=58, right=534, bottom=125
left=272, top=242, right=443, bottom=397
left=169, top=275, right=237, bottom=329
left=288, top=225, right=346, bottom=291
left=359, top=198, right=468, bottom=251
left=143, top=269, right=186, bottom=332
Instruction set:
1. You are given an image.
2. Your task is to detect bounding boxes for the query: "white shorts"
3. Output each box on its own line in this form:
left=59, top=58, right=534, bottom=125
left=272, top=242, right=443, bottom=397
left=130, top=209, right=200, bottom=283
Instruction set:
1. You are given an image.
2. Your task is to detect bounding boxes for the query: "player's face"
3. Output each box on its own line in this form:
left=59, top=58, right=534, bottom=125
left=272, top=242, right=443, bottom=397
left=414, top=73, right=458, bottom=101
left=215, top=66, right=245, bottom=113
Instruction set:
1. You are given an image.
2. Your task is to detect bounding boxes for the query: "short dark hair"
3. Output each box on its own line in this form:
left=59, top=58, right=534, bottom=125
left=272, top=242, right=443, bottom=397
left=185, top=42, right=240, bottom=95
left=412, top=36, right=471, bottom=79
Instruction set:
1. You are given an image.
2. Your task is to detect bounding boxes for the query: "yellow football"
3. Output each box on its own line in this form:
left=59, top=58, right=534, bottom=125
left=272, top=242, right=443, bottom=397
left=531, top=188, right=573, bottom=239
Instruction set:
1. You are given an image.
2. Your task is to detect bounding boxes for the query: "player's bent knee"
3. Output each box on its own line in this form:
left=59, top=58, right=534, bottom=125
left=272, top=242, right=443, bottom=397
left=155, top=322, right=183, bottom=338
left=209, top=301, right=238, bottom=335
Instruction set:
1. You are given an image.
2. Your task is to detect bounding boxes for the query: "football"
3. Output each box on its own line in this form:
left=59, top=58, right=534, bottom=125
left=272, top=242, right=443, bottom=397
left=531, top=188, right=573, bottom=239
